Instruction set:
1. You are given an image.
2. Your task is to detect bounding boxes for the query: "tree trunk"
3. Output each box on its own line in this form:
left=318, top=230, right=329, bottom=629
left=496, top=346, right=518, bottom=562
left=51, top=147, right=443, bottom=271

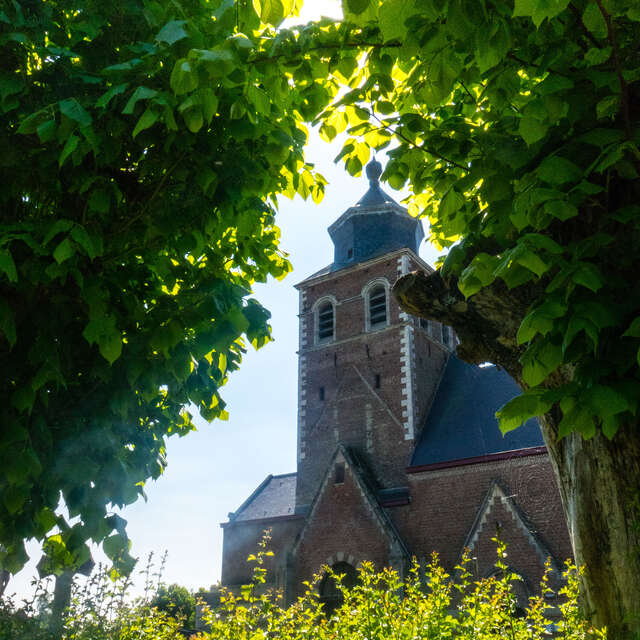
left=393, top=269, right=640, bottom=639
left=50, top=570, right=73, bottom=636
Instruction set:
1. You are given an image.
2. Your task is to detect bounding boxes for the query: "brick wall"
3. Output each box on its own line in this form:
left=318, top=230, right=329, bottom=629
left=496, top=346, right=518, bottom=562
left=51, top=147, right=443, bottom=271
left=221, top=517, right=303, bottom=587
left=294, top=459, right=395, bottom=596
left=390, top=454, right=572, bottom=584
left=295, top=250, right=449, bottom=507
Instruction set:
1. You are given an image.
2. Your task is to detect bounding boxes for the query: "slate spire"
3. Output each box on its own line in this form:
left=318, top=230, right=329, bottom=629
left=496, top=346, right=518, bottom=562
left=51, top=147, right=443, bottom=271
left=327, top=158, right=424, bottom=268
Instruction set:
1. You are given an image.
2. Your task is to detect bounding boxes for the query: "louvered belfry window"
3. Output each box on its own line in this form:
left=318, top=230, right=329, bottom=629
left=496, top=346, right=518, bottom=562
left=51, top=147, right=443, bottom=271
left=369, top=285, right=387, bottom=328
left=318, top=302, right=334, bottom=341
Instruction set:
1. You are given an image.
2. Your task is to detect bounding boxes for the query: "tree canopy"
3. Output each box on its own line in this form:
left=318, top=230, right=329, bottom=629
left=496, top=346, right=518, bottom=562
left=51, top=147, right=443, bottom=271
left=0, top=0, right=331, bottom=578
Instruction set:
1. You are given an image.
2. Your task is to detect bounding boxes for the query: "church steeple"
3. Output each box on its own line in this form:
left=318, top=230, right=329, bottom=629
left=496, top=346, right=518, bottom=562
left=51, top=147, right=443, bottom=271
left=327, top=159, right=424, bottom=269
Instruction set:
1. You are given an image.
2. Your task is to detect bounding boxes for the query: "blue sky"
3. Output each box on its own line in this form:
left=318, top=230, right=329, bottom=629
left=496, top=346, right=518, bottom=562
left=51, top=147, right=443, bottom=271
left=9, top=1, right=444, bottom=598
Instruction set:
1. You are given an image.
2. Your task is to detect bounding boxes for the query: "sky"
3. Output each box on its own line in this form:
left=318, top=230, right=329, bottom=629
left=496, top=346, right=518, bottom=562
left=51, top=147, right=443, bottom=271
left=8, top=0, right=444, bottom=599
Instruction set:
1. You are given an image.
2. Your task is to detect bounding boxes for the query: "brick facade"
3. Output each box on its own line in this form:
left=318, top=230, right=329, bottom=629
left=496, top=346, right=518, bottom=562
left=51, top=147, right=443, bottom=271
left=220, top=165, right=571, bottom=606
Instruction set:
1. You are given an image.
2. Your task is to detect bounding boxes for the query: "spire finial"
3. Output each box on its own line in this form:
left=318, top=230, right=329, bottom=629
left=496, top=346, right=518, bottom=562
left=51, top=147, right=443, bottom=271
left=365, top=157, right=382, bottom=186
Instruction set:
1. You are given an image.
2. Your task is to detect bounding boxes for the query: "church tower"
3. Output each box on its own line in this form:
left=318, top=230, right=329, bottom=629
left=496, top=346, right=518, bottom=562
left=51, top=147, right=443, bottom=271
left=219, top=160, right=571, bottom=612
left=293, top=160, right=454, bottom=512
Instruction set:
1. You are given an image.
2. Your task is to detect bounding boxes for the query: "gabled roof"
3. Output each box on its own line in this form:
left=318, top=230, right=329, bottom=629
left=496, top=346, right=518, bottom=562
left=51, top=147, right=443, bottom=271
left=292, top=445, right=409, bottom=559
left=462, top=480, right=562, bottom=576
left=228, top=473, right=297, bottom=523
left=410, top=356, right=544, bottom=468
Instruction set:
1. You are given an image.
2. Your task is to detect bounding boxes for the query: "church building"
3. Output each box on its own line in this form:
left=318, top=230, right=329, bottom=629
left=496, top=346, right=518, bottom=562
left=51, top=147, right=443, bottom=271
left=220, top=160, right=572, bottom=607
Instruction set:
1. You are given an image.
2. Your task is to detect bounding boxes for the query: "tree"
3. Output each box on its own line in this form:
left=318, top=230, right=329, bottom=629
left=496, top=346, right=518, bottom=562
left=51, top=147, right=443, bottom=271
left=0, top=0, right=331, bottom=580
left=150, top=583, right=195, bottom=626
left=310, top=0, right=639, bottom=635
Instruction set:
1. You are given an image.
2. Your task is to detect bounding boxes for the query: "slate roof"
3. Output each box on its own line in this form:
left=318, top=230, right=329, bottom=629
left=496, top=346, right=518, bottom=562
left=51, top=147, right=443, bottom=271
left=356, top=180, right=398, bottom=207
left=229, top=473, right=297, bottom=523
left=410, top=356, right=544, bottom=468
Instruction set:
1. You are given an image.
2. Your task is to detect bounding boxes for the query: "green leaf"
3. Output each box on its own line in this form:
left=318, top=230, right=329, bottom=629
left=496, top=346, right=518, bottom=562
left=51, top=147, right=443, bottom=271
left=3, top=486, right=27, bottom=515
left=515, top=248, right=549, bottom=277
left=596, top=94, right=619, bottom=119
left=513, top=0, right=570, bottom=27
left=43, top=219, right=74, bottom=245
left=622, top=317, right=640, bottom=338
left=496, top=391, right=553, bottom=434
left=200, top=88, right=219, bottom=123
left=571, top=262, right=604, bottom=292
left=601, top=414, right=620, bottom=439
left=378, top=0, right=412, bottom=41
left=519, top=116, right=547, bottom=145
left=562, top=314, right=599, bottom=353
left=96, top=83, right=128, bottom=109
left=253, top=0, right=293, bottom=24
left=71, top=225, right=99, bottom=259
left=582, top=3, right=607, bottom=38
left=122, top=86, right=158, bottom=115
left=59, top=134, right=79, bottom=167
left=537, top=156, right=583, bottom=184
left=0, top=298, right=16, bottom=346
left=99, top=330, right=123, bottom=364
left=343, top=0, right=370, bottom=16
left=155, top=19, right=188, bottom=45
left=517, top=300, right=567, bottom=344
left=12, top=385, right=35, bottom=412
left=589, top=384, right=632, bottom=417
left=59, top=98, right=92, bottom=127
left=17, top=109, right=49, bottom=134
left=170, top=59, right=198, bottom=95
left=37, top=119, right=57, bottom=143
left=0, top=249, right=18, bottom=282
left=439, top=188, right=464, bottom=217
left=247, top=85, right=269, bottom=115
left=132, top=106, right=159, bottom=137
left=521, top=339, right=563, bottom=386
left=183, top=107, right=204, bottom=133
left=458, top=253, right=499, bottom=298
left=558, top=402, right=596, bottom=439
left=53, top=238, right=75, bottom=264
left=544, top=199, right=578, bottom=221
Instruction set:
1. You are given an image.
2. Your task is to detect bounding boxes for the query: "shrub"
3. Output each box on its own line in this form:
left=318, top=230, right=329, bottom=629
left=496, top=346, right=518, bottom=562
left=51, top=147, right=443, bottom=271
left=201, top=538, right=607, bottom=640
left=0, top=540, right=606, bottom=639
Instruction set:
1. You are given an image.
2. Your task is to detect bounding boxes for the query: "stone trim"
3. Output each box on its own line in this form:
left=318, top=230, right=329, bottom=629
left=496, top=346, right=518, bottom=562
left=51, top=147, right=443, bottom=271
left=298, top=353, right=307, bottom=462
left=324, top=552, right=360, bottom=568
left=400, top=324, right=415, bottom=440
left=462, top=480, right=562, bottom=575
left=397, top=255, right=410, bottom=322
left=295, top=248, right=432, bottom=289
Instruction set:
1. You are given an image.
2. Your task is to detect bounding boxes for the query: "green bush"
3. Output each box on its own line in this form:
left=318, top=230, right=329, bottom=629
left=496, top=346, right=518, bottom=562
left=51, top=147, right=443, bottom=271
left=202, top=538, right=607, bottom=640
left=0, top=540, right=606, bottom=640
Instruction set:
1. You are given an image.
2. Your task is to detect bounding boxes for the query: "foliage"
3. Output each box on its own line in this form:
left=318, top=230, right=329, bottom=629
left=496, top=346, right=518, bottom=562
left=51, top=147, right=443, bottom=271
left=0, top=551, right=185, bottom=640
left=150, top=583, right=195, bottom=627
left=312, top=0, right=640, bottom=441
left=200, top=538, right=605, bottom=640
left=0, top=0, right=331, bottom=577
left=1, top=537, right=604, bottom=640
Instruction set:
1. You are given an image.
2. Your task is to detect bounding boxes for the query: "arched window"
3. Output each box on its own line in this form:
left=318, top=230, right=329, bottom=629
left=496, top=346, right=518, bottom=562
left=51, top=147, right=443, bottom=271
left=314, top=297, right=336, bottom=344
left=319, top=562, right=358, bottom=615
left=362, top=279, right=390, bottom=332
left=369, top=285, right=387, bottom=328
